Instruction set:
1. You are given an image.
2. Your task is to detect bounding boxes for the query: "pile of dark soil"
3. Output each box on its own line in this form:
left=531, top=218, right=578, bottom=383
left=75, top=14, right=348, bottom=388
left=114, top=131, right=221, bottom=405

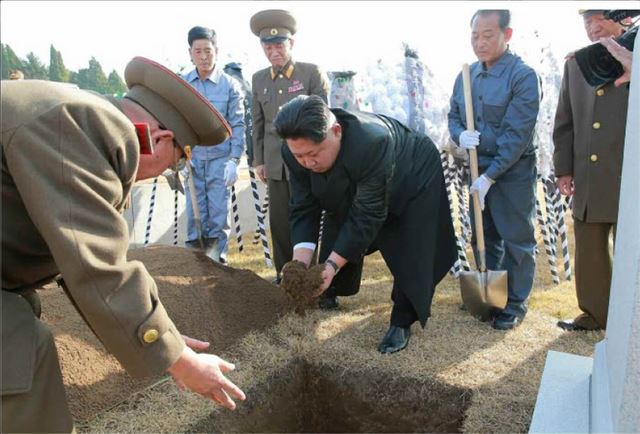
left=40, top=246, right=292, bottom=421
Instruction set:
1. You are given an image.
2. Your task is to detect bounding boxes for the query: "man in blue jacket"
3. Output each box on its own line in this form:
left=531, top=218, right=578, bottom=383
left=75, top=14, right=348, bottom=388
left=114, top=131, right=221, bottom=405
left=182, top=26, right=245, bottom=262
left=275, top=95, right=457, bottom=354
left=448, top=9, right=540, bottom=330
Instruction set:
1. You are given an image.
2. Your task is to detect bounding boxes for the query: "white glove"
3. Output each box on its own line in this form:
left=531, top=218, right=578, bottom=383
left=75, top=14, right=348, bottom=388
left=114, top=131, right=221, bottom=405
left=469, top=174, right=494, bottom=211
left=223, top=160, right=238, bottom=186
left=459, top=130, right=480, bottom=150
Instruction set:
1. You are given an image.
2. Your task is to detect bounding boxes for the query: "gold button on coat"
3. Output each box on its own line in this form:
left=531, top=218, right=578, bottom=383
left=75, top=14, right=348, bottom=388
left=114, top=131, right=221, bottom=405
left=596, top=89, right=605, bottom=96
left=590, top=154, right=598, bottom=162
left=593, top=122, right=601, bottom=129
left=143, top=329, right=160, bottom=343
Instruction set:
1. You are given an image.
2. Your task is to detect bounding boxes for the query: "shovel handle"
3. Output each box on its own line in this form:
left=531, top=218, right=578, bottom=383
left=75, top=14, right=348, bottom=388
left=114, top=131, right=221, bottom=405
left=185, top=149, right=206, bottom=250
left=462, top=64, right=486, bottom=271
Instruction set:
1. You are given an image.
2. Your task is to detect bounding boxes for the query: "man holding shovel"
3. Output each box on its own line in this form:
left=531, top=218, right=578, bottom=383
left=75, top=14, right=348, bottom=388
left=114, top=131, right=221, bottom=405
left=448, top=10, right=540, bottom=330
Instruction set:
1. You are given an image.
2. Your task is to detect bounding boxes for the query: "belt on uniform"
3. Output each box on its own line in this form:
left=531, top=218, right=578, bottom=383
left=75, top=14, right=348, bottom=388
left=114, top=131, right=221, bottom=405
left=2, top=275, right=60, bottom=318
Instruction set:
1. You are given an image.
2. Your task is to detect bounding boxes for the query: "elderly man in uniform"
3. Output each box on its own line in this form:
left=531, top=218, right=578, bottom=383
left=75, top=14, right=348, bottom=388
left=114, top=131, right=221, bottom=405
left=553, top=10, right=629, bottom=331
left=250, top=9, right=329, bottom=284
left=182, top=26, right=245, bottom=262
left=448, top=9, right=540, bottom=330
left=1, top=57, right=245, bottom=433
left=275, top=95, right=457, bottom=354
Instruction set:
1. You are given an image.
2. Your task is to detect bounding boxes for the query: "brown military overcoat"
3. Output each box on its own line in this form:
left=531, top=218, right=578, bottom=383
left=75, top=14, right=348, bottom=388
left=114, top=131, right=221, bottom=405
left=251, top=60, right=329, bottom=180
left=1, top=81, right=185, bottom=394
left=553, top=56, right=629, bottom=222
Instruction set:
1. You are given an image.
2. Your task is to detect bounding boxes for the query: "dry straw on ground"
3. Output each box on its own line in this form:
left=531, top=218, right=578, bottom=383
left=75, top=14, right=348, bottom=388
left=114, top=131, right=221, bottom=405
left=55, top=214, right=602, bottom=433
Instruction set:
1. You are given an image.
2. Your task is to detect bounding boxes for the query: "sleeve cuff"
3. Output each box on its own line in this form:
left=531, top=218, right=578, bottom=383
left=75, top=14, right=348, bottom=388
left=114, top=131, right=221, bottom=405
left=294, top=242, right=317, bottom=252
left=124, top=300, right=186, bottom=378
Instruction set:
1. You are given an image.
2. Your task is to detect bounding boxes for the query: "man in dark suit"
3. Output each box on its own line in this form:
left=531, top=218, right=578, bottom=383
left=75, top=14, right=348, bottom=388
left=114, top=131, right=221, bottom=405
left=274, top=95, right=457, bottom=354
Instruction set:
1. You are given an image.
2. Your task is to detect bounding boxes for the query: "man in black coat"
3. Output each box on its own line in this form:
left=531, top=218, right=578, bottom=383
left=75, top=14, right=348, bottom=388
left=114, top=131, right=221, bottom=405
left=274, top=95, right=457, bottom=354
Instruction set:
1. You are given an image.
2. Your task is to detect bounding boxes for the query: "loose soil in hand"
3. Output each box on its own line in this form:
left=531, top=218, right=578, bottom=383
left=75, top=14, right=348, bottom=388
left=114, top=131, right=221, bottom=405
left=280, top=260, right=325, bottom=313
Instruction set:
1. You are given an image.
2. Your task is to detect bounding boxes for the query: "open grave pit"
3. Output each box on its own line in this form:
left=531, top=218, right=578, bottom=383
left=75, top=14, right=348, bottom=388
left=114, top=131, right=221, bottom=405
left=190, top=358, right=470, bottom=433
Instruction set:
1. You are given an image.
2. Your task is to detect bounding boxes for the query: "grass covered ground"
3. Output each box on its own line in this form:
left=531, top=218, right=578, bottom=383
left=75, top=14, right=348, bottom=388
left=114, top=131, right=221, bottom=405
left=79, top=213, right=604, bottom=433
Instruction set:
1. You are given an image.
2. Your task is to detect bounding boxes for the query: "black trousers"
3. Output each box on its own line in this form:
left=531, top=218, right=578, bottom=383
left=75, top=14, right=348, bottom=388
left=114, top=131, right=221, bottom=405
left=319, top=176, right=456, bottom=329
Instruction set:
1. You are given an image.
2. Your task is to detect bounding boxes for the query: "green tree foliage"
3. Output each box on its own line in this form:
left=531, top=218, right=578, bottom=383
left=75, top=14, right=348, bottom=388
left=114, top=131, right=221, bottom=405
left=107, top=70, right=127, bottom=96
left=23, top=52, right=48, bottom=79
left=1, top=43, right=25, bottom=79
left=76, top=57, right=108, bottom=93
left=2, top=44, right=127, bottom=95
left=48, top=45, right=70, bottom=82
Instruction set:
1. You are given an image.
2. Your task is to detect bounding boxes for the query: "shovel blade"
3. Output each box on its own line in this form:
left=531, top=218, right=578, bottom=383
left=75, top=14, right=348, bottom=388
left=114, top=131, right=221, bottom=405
left=485, top=270, right=508, bottom=309
left=460, top=270, right=508, bottom=321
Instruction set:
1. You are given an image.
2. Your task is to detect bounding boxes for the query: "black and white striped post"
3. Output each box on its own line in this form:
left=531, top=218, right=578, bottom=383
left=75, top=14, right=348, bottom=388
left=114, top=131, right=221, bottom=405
left=551, top=178, right=572, bottom=281
left=254, top=190, right=270, bottom=244
left=440, top=151, right=470, bottom=276
left=543, top=179, right=559, bottom=253
left=248, top=167, right=272, bottom=268
left=454, top=163, right=472, bottom=245
left=536, top=194, right=560, bottom=284
left=230, top=184, right=243, bottom=252
left=173, top=187, right=179, bottom=245
left=144, top=177, right=159, bottom=246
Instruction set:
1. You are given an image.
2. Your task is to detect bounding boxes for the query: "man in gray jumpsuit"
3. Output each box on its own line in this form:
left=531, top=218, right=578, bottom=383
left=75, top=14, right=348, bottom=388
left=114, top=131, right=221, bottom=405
left=448, top=10, right=540, bottom=330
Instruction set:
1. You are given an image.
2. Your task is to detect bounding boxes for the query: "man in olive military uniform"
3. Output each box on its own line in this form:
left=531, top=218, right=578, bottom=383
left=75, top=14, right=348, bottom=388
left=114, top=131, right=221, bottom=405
left=553, top=10, right=629, bottom=331
left=1, top=57, right=245, bottom=433
left=250, top=9, right=330, bottom=281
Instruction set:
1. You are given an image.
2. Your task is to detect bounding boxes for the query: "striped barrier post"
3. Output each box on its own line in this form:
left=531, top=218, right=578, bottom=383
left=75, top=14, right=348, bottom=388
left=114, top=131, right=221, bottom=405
left=254, top=190, right=270, bottom=244
left=448, top=155, right=471, bottom=273
left=144, top=177, right=159, bottom=246
left=248, top=167, right=272, bottom=268
left=543, top=180, right=559, bottom=254
left=173, top=187, right=179, bottom=245
left=454, top=163, right=472, bottom=245
left=440, top=151, right=470, bottom=277
left=536, top=194, right=560, bottom=284
left=230, top=184, right=243, bottom=253
left=552, top=181, right=572, bottom=281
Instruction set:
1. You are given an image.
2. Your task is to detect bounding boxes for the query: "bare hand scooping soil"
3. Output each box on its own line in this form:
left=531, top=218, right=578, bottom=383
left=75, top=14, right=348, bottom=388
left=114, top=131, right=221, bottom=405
left=280, top=260, right=325, bottom=313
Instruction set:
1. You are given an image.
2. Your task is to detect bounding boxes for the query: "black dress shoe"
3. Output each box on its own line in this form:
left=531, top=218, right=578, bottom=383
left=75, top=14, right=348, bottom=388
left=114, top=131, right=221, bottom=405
left=377, top=326, right=411, bottom=354
left=492, top=312, right=524, bottom=330
left=271, top=276, right=282, bottom=285
left=557, top=319, right=590, bottom=331
left=318, top=295, right=339, bottom=310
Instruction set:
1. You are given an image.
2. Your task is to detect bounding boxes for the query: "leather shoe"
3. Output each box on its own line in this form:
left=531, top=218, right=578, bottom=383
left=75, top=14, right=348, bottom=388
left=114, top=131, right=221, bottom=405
left=377, top=326, right=411, bottom=354
left=492, top=312, right=524, bottom=330
left=557, top=319, right=590, bottom=331
left=318, top=295, right=339, bottom=310
left=271, top=276, right=282, bottom=285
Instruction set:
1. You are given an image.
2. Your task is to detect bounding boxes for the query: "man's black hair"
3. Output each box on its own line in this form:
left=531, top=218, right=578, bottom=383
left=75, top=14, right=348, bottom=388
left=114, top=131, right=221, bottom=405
left=274, top=95, right=332, bottom=143
left=470, top=10, right=511, bottom=31
left=188, top=26, right=217, bottom=47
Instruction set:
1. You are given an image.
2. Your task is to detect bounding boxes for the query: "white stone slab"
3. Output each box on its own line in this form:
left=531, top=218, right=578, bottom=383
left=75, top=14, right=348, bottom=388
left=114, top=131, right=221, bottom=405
left=529, top=350, right=592, bottom=433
